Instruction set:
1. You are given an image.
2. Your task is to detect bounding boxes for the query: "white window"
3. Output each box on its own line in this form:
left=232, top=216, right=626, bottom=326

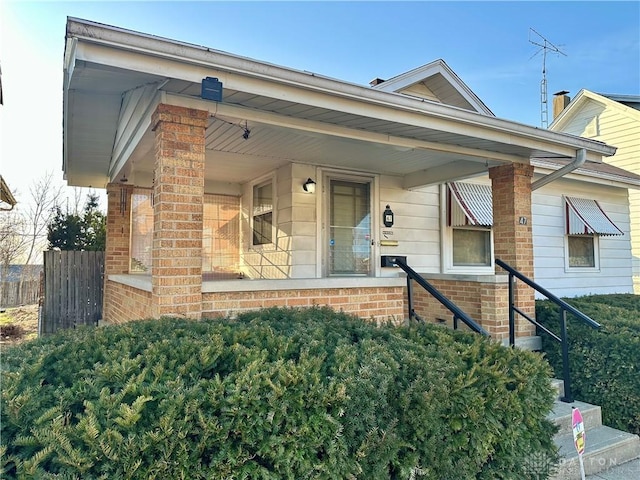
left=203, top=194, right=240, bottom=279
left=567, top=235, right=597, bottom=268
left=443, top=182, right=494, bottom=273
left=252, top=179, right=274, bottom=246
left=452, top=227, right=492, bottom=266
left=130, top=189, right=241, bottom=278
left=564, top=196, right=622, bottom=271
left=130, top=188, right=153, bottom=273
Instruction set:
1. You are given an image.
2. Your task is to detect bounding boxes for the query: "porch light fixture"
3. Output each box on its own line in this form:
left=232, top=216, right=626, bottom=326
left=242, top=121, right=251, bottom=140
left=303, top=178, right=316, bottom=193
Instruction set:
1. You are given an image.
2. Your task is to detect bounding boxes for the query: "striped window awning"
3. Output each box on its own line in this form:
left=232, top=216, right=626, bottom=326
left=565, top=196, right=623, bottom=236
left=447, top=182, right=493, bottom=227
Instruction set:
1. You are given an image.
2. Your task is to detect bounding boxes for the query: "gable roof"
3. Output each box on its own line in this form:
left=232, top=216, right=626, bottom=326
left=599, top=93, right=640, bottom=111
left=370, top=59, right=494, bottom=116
left=550, top=89, right=640, bottom=131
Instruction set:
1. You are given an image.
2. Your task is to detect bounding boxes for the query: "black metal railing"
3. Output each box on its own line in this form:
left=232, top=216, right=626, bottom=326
left=495, top=258, right=600, bottom=403
left=393, top=257, right=489, bottom=336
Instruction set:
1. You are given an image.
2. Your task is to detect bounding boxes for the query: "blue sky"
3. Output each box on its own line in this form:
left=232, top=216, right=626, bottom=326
left=1, top=1, right=639, bottom=203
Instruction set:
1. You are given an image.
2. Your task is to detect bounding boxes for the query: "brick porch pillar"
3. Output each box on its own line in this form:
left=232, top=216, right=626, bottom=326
left=103, top=183, right=134, bottom=322
left=489, top=163, right=536, bottom=337
left=150, top=104, right=207, bottom=319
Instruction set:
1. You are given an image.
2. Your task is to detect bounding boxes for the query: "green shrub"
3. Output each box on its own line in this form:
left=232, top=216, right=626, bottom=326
left=2, top=307, right=558, bottom=479
left=537, top=294, right=640, bottom=435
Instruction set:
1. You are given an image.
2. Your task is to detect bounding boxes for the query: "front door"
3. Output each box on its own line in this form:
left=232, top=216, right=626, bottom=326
left=327, top=179, right=372, bottom=276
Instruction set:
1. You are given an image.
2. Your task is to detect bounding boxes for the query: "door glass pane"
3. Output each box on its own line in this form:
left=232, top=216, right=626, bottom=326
left=253, top=181, right=273, bottom=245
left=329, top=180, right=371, bottom=275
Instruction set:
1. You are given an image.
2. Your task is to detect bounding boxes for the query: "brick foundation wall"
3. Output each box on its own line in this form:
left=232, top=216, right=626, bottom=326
left=102, top=280, right=152, bottom=324
left=411, top=278, right=512, bottom=339
left=202, top=286, right=405, bottom=323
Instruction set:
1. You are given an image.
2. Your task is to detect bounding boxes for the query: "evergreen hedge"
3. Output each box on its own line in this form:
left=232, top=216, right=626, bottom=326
left=2, top=307, right=558, bottom=479
left=537, top=294, right=640, bottom=435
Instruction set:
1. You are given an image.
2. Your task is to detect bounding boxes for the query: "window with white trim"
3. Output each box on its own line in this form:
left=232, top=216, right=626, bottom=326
left=564, top=196, right=622, bottom=271
left=567, top=235, right=597, bottom=268
left=443, top=182, right=494, bottom=272
left=252, top=179, right=274, bottom=246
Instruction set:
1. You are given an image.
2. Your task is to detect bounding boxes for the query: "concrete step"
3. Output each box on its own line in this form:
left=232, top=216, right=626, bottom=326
left=547, top=381, right=640, bottom=480
left=551, top=378, right=565, bottom=400
left=551, top=424, right=640, bottom=479
left=500, top=335, right=542, bottom=351
left=549, top=400, right=602, bottom=436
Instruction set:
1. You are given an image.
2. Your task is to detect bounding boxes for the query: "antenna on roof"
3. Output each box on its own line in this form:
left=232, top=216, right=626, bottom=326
left=529, top=27, right=566, bottom=128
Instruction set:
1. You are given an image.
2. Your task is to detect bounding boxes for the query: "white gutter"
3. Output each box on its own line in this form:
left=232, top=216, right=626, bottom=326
left=531, top=148, right=586, bottom=191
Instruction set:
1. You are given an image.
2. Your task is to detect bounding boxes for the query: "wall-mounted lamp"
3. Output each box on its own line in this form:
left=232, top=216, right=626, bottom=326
left=383, top=205, right=394, bottom=227
left=242, top=120, right=251, bottom=140
left=303, top=178, right=316, bottom=194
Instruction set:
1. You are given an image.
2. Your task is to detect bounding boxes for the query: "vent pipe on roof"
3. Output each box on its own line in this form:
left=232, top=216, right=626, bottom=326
left=531, top=148, right=586, bottom=191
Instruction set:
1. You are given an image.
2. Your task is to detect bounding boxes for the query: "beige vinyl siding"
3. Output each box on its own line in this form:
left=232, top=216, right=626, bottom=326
left=399, top=83, right=440, bottom=102
left=559, top=101, right=606, bottom=137
left=241, top=164, right=293, bottom=279
left=378, top=175, right=441, bottom=276
left=289, top=163, right=319, bottom=278
left=532, top=178, right=633, bottom=297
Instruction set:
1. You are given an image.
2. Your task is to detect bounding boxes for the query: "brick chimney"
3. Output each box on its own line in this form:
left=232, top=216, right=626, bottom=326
left=553, top=91, right=570, bottom=119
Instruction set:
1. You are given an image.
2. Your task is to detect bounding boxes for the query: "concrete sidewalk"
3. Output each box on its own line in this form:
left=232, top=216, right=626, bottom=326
left=585, top=457, right=640, bottom=479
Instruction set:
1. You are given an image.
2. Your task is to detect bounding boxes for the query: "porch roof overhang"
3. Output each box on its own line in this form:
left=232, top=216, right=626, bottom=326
left=63, top=17, right=617, bottom=191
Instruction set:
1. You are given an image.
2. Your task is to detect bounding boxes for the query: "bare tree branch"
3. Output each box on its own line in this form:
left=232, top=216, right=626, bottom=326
left=0, top=211, right=28, bottom=267
left=22, top=172, right=63, bottom=265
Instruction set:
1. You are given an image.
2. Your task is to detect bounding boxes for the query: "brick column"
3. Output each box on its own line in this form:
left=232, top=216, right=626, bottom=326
left=151, top=104, right=207, bottom=319
left=489, top=163, right=535, bottom=337
left=103, top=183, right=134, bottom=322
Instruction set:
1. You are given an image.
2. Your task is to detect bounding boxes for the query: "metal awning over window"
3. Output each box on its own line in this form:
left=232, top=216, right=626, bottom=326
left=447, top=182, right=493, bottom=227
left=565, top=196, right=623, bottom=236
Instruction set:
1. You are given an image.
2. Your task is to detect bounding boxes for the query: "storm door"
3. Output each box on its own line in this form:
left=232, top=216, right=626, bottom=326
left=328, top=179, right=372, bottom=276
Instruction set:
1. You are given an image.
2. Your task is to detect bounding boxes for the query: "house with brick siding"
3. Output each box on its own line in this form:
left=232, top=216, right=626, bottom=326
left=62, top=18, right=638, bottom=344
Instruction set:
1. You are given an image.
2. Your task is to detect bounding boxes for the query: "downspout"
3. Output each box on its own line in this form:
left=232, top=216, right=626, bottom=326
left=531, top=148, right=586, bottom=191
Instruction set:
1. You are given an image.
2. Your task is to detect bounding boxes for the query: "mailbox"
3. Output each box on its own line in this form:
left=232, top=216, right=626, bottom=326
left=381, top=255, right=406, bottom=268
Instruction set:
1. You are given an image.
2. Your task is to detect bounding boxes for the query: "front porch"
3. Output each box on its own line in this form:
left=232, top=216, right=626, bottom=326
left=62, top=19, right=616, bottom=342
left=100, top=103, right=540, bottom=341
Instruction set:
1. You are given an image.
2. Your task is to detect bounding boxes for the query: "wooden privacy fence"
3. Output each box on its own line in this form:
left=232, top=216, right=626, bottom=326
left=40, top=251, right=105, bottom=335
left=0, top=279, right=40, bottom=308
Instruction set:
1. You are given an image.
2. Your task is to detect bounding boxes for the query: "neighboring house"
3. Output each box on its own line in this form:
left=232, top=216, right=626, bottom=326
left=0, top=264, right=43, bottom=282
left=0, top=175, right=17, bottom=211
left=550, top=90, right=640, bottom=294
left=62, top=18, right=636, bottom=344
